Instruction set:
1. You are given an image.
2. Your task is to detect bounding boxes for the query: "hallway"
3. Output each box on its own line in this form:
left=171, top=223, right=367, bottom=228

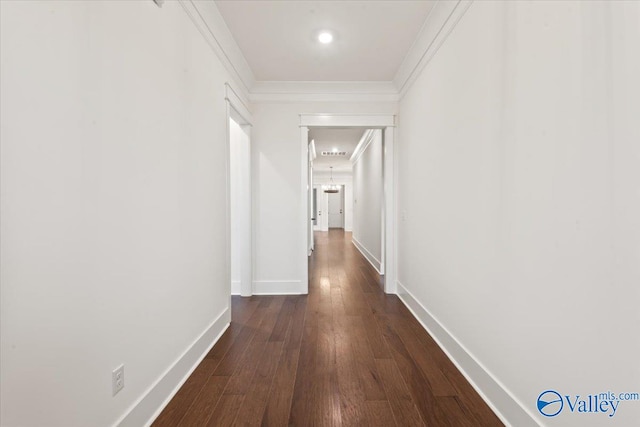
left=153, top=230, right=502, bottom=426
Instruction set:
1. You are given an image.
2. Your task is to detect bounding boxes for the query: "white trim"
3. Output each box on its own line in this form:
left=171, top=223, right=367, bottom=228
left=227, top=97, right=252, bottom=298
left=308, top=141, right=315, bottom=254
left=300, top=114, right=396, bottom=295
left=253, top=81, right=397, bottom=94
left=394, top=0, right=473, bottom=98
left=253, top=280, right=305, bottom=295
left=224, top=96, right=233, bottom=310
left=251, top=92, right=398, bottom=104
left=350, top=129, right=375, bottom=165
left=312, top=185, right=329, bottom=232
left=225, top=83, right=252, bottom=126
left=177, top=0, right=255, bottom=97
left=300, top=114, right=396, bottom=129
left=352, top=237, right=382, bottom=275
left=382, top=126, right=395, bottom=293
left=179, top=0, right=470, bottom=104
left=115, top=309, right=231, bottom=427
left=396, top=281, right=540, bottom=427
left=300, top=127, right=310, bottom=294
left=250, top=81, right=399, bottom=103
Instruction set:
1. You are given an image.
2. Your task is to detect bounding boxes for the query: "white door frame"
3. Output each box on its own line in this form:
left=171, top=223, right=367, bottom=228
left=327, top=186, right=345, bottom=229
left=312, top=185, right=328, bottom=231
left=313, top=177, right=353, bottom=232
left=299, top=114, right=396, bottom=294
left=308, top=141, right=316, bottom=254
left=226, top=83, right=253, bottom=297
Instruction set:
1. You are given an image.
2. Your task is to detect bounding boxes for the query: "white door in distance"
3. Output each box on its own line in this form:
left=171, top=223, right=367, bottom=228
left=328, top=187, right=344, bottom=228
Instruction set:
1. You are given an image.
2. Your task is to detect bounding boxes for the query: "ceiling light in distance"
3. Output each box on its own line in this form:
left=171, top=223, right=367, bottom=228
left=318, top=31, right=333, bottom=44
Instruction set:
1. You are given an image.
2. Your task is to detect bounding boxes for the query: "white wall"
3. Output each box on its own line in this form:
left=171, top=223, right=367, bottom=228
left=0, top=2, right=234, bottom=426
left=397, top=2, right=640, bottom=426
left=251, top=103, right=395, bottom=294
left=352, top=130, right=383, bottom=273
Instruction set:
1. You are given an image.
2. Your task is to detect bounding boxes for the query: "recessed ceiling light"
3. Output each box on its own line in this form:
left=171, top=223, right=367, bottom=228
left=332, top=147, right=338, bottom=152
left=318, top=31, right=333, bottom=44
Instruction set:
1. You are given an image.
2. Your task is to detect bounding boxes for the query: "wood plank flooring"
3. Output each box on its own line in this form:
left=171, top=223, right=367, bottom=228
left=152, top=230, right=503, bottom=426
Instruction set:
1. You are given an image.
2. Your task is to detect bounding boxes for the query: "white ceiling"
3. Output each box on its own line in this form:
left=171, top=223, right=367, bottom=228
left=215, top=1, right=436, bottom=82
left=309, top=128, right=365, bottom=172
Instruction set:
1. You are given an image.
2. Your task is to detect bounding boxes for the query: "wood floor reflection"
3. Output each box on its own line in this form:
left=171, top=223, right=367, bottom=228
left=153, top=229, right=503, bottom=426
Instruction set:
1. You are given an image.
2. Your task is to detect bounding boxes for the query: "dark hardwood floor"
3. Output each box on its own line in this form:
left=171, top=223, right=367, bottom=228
left=153, top=230, right=503, bottom=426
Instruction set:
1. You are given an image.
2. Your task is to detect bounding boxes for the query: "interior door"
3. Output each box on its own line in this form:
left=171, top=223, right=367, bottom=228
left=328, top=186, right=344, bottom=228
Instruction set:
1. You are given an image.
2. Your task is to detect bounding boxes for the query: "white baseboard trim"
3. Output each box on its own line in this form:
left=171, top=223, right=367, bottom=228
left=116, top=308, right=231, bottom=427
left=352, top=236, right=382, bottom=274
left=395, top=281, right=539, bottom=427
left=253, top=280, right=305, bottom=295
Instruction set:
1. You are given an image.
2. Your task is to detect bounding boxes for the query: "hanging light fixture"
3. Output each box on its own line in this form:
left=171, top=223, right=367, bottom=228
left=323, top=166, right=339, bottom=193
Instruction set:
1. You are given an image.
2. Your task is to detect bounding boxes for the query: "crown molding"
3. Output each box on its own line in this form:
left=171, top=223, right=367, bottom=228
left=179, top=0, right=471, bottom=105
left=350, top=129, right=376, bottom=165
left=250, top=81, right=399, bottom=104
left=225, top=83, right=252, bottom=126
left=178, top=0, right=255, bottom=100
left=394, top=0, right=473, bottom=98
left=300, top=114, right=395, bottom=128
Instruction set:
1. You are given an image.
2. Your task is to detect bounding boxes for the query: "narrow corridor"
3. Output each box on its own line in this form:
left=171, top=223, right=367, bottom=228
left=153, top=230, right=502, bottom=426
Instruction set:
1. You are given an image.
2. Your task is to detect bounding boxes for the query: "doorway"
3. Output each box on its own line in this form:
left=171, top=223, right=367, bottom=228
left=226, top=84, right=252, bottom=297
left=312, top=186, right=326, bottom=231
left=300, top=114, right=396, bottom=295
left=327, top=186, right=344, bottom=229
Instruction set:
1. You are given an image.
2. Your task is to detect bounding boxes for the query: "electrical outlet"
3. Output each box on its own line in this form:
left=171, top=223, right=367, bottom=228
left=112, top=365, right=124, bottom=396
